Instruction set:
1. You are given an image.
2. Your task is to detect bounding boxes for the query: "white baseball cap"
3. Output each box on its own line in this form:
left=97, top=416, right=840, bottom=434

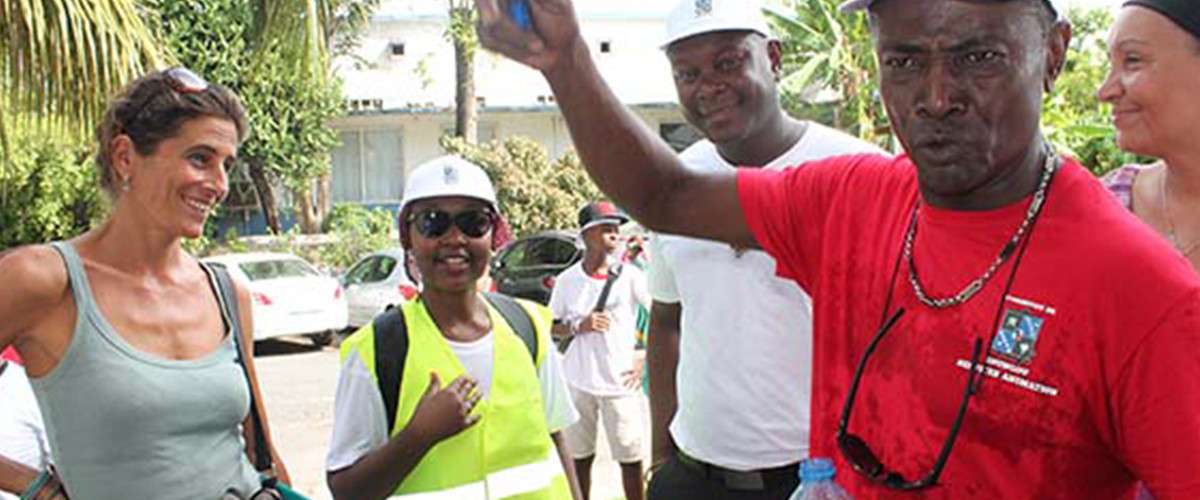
left=662, top=0, right=773, bottom=49
left=400, top=155, right=497, bottom=213
left=838, top=0, right=1065, bottom=19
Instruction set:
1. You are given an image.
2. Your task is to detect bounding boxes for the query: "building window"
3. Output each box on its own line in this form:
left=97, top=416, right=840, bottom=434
left=390, top=42, right=406, bottom=56
left=660, top=122, right=703, bottom=152
left=331, top=130, right=405, bottom=203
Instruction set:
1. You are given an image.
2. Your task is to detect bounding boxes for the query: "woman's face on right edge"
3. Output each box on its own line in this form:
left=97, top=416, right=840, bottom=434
left=1098, top=6, right=1200, bottom=158
left=407, top=196, right=495, bottom=294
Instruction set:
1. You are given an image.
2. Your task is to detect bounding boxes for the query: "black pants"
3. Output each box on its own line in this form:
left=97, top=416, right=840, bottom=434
left=646, top=456, right=799, bottom=500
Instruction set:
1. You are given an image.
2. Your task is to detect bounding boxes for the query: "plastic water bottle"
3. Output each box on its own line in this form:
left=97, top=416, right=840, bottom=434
left=788, top=458, right=855, bottom=500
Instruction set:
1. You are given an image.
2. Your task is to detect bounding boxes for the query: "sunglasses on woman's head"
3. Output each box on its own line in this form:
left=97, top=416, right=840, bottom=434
left=407, top=209, right=496, bottom=238
left=162, top=67, right=209, bottom=93
left=124, top=67, right=210, bottom=129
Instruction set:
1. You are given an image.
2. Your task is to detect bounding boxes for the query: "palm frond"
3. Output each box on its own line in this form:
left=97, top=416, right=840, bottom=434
left=1, top=0, right=166, bottom=135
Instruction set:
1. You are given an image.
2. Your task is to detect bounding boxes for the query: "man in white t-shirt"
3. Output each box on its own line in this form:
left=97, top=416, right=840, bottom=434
left=550, top=202, right=651, bottom=500
left=0, top=358, right=51, bottom=500
left=646, top=1, right=885, bottom=499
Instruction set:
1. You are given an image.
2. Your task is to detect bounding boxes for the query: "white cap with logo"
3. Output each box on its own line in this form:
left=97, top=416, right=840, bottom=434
left=400, top=155, right=497, bottom=213
left=838, top=0, right=1065, bottom=19
left=663, top=0, right=773, bottom=49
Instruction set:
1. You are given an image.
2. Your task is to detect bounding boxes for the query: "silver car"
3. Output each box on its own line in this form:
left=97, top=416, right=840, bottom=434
left=342, top=248, right=421, bottom=329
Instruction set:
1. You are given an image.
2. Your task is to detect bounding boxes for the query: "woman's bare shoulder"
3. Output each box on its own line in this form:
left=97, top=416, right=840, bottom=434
left=0, top=244, right=71, bottom=307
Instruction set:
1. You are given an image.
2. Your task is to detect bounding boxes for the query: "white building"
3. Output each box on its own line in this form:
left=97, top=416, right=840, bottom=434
left=328, top=0, right=699, bottom=208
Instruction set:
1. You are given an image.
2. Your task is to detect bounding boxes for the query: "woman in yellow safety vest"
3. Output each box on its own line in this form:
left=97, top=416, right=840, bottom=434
left=326, top=155, right=583, bottom=500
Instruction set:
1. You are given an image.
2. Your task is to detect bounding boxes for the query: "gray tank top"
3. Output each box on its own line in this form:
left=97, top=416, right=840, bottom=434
left=30, top=242, right=261, bottom=500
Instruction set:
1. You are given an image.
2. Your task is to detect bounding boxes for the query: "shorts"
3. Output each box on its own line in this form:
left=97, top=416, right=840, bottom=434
left=563, top=386, right=644, bottom=463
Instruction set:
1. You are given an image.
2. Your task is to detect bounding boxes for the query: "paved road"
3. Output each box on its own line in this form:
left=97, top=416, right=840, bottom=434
left=254, top=337, right=648, bottom=500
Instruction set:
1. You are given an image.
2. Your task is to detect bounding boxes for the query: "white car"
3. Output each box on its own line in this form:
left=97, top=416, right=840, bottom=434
left=342, top=248, right=421, bottom=329
left=203, top=252, right=348, bottom=346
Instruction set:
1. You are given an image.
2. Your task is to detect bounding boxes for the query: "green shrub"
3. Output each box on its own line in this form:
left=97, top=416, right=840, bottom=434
left=441, top=135, right=604, bottom=237
left=0, top=125, right=106, bottom=249
left=319, top=203, right=397, bottom=270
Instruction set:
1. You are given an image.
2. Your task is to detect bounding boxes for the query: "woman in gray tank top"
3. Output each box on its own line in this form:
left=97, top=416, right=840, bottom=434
left=0, top=68, right=290, bottom=500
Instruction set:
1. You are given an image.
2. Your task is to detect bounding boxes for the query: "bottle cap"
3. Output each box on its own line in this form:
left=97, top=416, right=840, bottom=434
left=800, top=458, right=837, bottom=481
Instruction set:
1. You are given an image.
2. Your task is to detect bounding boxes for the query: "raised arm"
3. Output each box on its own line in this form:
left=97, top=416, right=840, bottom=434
left=474, top=0, right=757, bottom=247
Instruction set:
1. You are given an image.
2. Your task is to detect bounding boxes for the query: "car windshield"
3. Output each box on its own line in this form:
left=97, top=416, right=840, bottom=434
left=526, top=238, right=578, bottom=266
left=238, top=258, right=318, bottom=281
left=501, top=237, right=578, bottom=268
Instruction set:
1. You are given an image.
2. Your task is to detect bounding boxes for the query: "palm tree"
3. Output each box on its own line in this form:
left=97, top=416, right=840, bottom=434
left=1, top=0, right=165, bottom=137
left=447, top=0, right=478, bottom=143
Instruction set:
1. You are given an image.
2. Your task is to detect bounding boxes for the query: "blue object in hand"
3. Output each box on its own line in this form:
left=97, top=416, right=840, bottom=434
left=510, top=0, right=532, bottom=30
left=789, top=458, right=855, bottom=500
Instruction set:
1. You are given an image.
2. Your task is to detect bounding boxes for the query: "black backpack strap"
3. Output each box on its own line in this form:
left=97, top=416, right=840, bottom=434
left=592, top=263, right=623, bottom=312
left=372, top=307, right=409, bottom=437
left=483, top=292, right=538, bottom=364
left=208, top=263, right=273, bottom=473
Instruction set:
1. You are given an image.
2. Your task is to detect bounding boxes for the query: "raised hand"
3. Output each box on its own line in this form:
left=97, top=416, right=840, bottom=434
left=406, top=373, right=482, bottom=445
left=474, top=0, right=584, bottom=74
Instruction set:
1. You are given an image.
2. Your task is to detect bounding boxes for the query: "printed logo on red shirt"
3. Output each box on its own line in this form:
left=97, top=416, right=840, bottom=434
left=956, top=295, right=1061, bottom=397
left=992, top=309, right=1045, bottom=365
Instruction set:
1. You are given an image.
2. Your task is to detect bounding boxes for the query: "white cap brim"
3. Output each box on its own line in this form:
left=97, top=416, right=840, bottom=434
left=662, top=23, right=772, bottom=49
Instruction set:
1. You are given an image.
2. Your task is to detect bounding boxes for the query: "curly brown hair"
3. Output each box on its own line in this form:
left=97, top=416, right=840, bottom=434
left=94, top=68, right=249, bottom=198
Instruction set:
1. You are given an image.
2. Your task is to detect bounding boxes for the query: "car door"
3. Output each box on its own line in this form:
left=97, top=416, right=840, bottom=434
left=344, top=256, right=383, bottom=327
left=360, top=255, right=401, bottom=315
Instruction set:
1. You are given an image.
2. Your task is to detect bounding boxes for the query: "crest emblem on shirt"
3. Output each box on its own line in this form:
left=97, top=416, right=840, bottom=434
left=694, top=0, right=713, bottom=17
left=991, top=308, right=1045, bottom=365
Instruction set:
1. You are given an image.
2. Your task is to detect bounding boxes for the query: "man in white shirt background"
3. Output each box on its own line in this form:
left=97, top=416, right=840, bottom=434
left=646, top=1, right=885, bottom=498
left=550, top=202, right=651, bottom=500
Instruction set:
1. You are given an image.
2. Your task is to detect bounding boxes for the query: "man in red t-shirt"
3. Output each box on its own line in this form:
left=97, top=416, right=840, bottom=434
left=474, top=0, right=1200, bottom=498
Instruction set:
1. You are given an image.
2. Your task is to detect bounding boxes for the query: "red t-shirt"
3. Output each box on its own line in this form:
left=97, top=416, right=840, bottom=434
left=738, top=154, right=1200, bottom=500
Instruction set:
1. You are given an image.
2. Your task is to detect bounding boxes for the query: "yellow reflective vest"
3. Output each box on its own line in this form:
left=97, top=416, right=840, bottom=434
left=340, top=296, right=572, bottom=500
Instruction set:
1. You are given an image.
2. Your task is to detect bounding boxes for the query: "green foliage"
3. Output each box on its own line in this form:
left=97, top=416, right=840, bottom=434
left=157, top=0, right=344, bottom=218
left=771, top=0, right=891, bottom=148
left=441, top=135, right=604, bottom=237
left=446, top=2, right=478, bottom=57
left=0, top=124, right=106, bottom=249
left=1043, top=7, right=1143, bottom=175
left=319, top=203, right=396, bottom=269
left=238, top=47, right=344, bottom=194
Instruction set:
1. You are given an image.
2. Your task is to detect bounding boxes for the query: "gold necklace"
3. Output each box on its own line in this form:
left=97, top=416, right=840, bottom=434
left=1159, top=166, right=1200, bottom=257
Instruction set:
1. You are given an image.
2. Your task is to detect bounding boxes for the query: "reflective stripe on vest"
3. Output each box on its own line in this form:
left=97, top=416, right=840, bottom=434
left=387, top=455, right=564, bottom=500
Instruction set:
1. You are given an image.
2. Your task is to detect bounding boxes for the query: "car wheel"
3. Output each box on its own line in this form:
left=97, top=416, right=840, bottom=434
left=309, top=330, right=335, bottom=348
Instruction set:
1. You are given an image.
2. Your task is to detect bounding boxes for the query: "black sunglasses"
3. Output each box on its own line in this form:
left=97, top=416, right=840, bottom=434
left=836, top=307, right=984, bottom=490
left=406, top=209, right=496, bottom=239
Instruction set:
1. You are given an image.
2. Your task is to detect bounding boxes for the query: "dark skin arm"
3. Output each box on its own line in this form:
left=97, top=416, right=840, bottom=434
left=474, top=0, right=756, bottom=248
left=552, top=431, right=585, bottom=500
left=646, top=302, right=681, bottom=469
left=327, top=373, right=482, bottom=500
